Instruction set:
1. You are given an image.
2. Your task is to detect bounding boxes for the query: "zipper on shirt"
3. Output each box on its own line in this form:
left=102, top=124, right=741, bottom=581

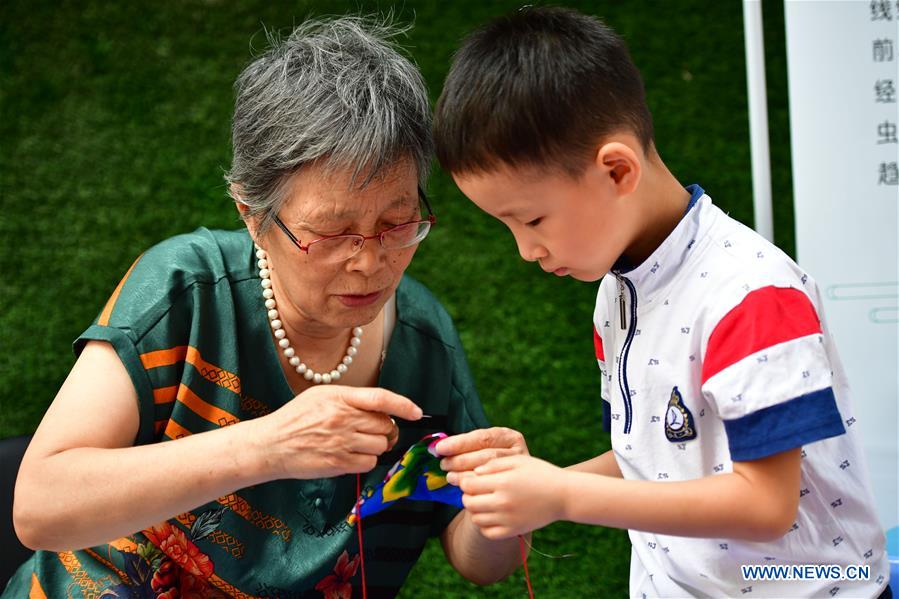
left=614, top=274, right=638, bottom=434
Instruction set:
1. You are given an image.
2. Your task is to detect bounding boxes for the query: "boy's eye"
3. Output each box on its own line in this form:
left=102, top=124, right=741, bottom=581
left=525, top=217, right=543, bottom=227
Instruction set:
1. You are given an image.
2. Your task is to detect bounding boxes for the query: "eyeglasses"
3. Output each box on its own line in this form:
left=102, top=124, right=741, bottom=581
left=271, top=187, right=436, bottom=264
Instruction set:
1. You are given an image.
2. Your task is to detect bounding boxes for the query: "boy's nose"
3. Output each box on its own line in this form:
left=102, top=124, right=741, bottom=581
left=515, top=236, right=548, bottom=263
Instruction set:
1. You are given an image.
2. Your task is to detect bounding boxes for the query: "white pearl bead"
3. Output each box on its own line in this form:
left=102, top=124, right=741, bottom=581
left=256, top=251, right=362, bottom=387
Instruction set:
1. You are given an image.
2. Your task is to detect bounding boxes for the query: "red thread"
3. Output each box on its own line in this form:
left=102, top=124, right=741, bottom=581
left=519, top=535, right=534, bottom=598
left=356, top=473, right=367, bottom=599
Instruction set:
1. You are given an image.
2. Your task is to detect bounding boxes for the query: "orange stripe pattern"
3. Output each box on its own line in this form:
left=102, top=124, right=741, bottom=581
left=83, top=547, right=131, bottom=586
left=29, top=573, right=48, bottom=599
left=141, top=345, right=243, bottom=437
left=185, top=346, right=242, bottom=395
left=177, top=511, right=246, bottom=558
left=140, top=346, right=242, bottom=396
left=153, top=385, right=178, bottom=405
left=207, top=573, right=257, bottom=598
left=217, top=493, right=292, bottom=542
left=57, top=551, right=102, bottom=598
left=140, top=345, right=188, bottom=370
left=163, top=417, right=192, bottom=440
left=107, top=537, right=139, bottom=553
left=98, top=255, right=143, bottom=327
left=176, top=384, right=239, bottom=428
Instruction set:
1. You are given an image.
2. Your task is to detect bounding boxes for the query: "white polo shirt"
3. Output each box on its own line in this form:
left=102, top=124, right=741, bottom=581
left=593, top=186, right=889, bottom=598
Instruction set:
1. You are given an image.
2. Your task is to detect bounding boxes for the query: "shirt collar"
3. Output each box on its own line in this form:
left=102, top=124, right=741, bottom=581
left=611, top=184, right=713, bottom=299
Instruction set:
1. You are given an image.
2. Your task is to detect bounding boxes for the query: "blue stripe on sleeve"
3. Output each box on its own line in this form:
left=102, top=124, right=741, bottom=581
left=723, top=387, right=845, bottom=462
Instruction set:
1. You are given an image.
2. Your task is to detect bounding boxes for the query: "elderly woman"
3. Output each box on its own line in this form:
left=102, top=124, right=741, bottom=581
left=5, top=17, right=526, bottom=598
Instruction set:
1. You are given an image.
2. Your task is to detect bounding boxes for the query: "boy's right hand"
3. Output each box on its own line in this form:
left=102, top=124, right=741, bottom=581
left=435, top=427, right=529, bottom=486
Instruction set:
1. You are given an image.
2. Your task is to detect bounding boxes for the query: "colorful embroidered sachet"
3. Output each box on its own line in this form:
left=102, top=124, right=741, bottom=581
left=348, top=432, right=461, bottom=524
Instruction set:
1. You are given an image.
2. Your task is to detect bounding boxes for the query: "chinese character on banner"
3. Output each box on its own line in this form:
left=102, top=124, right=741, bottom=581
left=871, top=0, right=893, bottom=20
left=873, top=38, right=895, bottom=61
left=875, top=79, right=897, bottom=103
left=877, top=121, right=898, bottom=143
left=878, top=162, right=899, bottom=185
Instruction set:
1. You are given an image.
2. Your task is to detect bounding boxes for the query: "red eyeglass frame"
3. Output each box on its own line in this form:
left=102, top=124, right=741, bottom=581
left=271, top=187, right=436, bottom=255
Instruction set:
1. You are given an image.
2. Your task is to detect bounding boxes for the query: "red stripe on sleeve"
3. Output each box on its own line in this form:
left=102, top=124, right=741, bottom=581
left=593, top=325, right=605, bottom=362
left=701, top=286, right=822, bottom=384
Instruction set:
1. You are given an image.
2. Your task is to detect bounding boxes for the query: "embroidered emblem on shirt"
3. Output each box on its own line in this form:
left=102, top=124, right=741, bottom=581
left=664, top=386, right=697, bottom=442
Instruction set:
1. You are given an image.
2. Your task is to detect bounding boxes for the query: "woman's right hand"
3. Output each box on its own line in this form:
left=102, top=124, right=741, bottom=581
left=254, top=385, right=423, bottom=480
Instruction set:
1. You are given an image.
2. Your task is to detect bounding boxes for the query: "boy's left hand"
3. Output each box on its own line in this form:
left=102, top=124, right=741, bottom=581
left=460, top=454, right=567, bottom=540
left=436, top=427, right=529, bottom=486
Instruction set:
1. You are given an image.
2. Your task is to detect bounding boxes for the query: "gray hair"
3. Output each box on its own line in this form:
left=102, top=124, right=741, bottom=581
left=225, top=16, right=433, bottom=232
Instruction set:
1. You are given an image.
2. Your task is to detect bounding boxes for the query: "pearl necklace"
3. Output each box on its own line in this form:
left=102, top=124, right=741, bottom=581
left=255, top=244, right=362, bottom=385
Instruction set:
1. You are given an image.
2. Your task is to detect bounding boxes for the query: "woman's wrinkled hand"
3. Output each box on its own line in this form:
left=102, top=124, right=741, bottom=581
left=253, top=385, right=421, bottom=480
left=435, top=427, right=529, bottom=486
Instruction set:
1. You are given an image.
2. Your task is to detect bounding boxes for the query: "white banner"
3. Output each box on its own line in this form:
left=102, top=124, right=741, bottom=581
left=785, top=0, right=898, bottom=556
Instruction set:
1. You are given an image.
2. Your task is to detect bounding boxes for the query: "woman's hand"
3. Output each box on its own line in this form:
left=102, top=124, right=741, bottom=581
left=435, top=427, right=529, bottom=486
left=460, top=455, right=568, bottom=540
left=255, top=385, right=422, bottom=480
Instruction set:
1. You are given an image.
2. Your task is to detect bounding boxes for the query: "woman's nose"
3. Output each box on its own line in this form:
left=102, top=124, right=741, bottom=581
left=347, top=238, right=387, bottom=273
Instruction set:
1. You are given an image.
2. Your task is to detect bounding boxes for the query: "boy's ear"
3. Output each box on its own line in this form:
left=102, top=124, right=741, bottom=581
left=594, top=141, right=641, bottom=197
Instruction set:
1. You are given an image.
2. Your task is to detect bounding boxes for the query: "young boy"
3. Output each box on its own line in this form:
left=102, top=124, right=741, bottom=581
left=432, top=7, right=890, bottom=598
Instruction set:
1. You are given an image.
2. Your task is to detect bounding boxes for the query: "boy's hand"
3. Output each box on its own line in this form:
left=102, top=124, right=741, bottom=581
left=435, top=427, right=529, bottom=486
left=460, top=454, right=567, bottom=540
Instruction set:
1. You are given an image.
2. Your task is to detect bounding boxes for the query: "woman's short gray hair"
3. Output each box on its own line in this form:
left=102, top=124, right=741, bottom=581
left=225, top=16, right=433, bottom=232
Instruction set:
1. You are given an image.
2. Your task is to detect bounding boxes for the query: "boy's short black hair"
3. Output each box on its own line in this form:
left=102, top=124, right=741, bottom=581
left=434, top=6, right=654, bottom=177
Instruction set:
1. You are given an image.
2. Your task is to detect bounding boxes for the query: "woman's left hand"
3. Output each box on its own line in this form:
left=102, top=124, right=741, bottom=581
left=436, top=427, right=529, bottom=486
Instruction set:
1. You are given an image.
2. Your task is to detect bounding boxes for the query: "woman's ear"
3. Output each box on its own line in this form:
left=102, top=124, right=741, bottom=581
left=230, top=183, right=261, bottom=245
left=594, top=140, right=641, bottom=197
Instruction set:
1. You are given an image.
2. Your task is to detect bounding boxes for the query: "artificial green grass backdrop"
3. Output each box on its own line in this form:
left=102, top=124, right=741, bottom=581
left=0, top=1, right=794, bottom=596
